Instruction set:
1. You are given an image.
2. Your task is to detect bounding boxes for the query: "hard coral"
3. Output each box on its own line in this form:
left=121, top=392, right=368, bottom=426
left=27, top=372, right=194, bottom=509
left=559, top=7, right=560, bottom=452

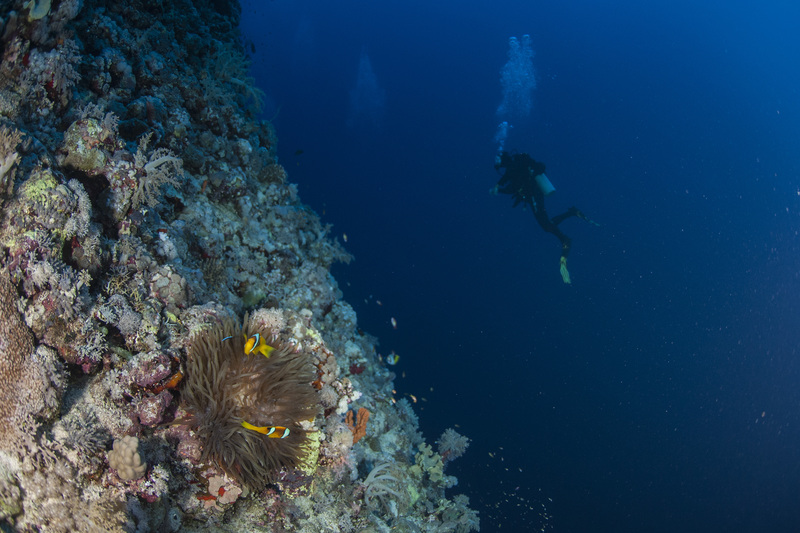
left=108, top=435, right=147, bottom=481
left=181, top=312, right=320, bottom=490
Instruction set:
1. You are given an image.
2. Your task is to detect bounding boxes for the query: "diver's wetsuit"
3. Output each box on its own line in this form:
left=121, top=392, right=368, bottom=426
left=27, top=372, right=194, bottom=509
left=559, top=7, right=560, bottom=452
left=494, top=151, right=591, bottom=263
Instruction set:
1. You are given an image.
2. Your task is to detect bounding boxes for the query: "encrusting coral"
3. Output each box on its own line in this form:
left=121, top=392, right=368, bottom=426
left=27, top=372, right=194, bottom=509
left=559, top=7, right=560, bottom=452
left=0, top=268, right=64, bottom=448
left=0, top=267, right=34, bottom=446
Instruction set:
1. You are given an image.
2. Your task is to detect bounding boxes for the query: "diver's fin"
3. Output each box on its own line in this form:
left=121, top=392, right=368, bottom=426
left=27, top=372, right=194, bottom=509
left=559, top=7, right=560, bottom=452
left=560, top=256, right=571, bottom=284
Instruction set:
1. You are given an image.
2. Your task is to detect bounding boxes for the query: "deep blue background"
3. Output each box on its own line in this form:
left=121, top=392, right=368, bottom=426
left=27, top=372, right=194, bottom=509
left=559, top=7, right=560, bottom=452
left=239, top=1, right=800, bottom=531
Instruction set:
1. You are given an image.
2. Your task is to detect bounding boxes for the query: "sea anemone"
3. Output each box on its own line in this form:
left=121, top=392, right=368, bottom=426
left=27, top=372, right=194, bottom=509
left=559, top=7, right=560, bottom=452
left=181, top=313, right=320, bottom=489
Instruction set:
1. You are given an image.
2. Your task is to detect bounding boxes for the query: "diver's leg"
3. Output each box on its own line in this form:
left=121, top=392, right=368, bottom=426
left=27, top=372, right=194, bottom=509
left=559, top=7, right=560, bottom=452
left=553, top=207, right=600, bottom=227
left=537, top=211, right=575, bottom=284
left=552, top=207, right=580, bottom=225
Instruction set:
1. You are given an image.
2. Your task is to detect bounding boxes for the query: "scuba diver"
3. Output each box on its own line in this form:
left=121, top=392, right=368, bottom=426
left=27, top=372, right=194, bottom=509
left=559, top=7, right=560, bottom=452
left=493, top=151, right=598, bottom=284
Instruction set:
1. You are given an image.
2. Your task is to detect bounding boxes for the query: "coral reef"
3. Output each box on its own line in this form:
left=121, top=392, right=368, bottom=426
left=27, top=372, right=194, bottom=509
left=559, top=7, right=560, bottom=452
left=0, top=0, right=478, bottom=531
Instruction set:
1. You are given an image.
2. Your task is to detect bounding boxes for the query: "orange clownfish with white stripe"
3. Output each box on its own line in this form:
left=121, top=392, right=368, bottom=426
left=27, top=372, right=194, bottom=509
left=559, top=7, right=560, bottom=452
left=222, top=333, right=275, bottom=358
left=244, top=333, right=275, bottom=358
left=241, top=421, right=290, bottom=438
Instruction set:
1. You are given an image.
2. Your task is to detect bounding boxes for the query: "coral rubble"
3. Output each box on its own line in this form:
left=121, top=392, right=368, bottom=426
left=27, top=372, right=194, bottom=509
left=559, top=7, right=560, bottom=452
left=0, top=0, right=478, bottom=531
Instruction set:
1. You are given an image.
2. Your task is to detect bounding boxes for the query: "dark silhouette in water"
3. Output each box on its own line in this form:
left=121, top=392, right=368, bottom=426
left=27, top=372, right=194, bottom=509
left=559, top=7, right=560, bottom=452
left=494, top=151, right=598, bottom=283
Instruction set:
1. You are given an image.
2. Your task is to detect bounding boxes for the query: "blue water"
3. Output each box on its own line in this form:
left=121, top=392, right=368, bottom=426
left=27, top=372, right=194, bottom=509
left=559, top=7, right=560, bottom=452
left=240, top=1, right=800, bottom=531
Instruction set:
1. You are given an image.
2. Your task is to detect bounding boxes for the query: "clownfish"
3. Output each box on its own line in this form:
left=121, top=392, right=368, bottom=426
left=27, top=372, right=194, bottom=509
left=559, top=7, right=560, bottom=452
left=245, top=333, right=275, bottom=358
left=241, top=420, right=290, bottom=438
left=222, top=333, right=275, bottom=358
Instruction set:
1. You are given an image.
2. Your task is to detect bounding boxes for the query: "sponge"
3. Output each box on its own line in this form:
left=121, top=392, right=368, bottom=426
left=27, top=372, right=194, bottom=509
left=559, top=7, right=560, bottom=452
left=108, top=436, right=147, bottom=481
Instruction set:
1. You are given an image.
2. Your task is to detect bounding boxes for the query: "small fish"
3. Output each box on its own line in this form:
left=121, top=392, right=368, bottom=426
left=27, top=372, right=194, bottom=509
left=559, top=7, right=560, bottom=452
left=390, top=317, right=397, bottom=329
left=245, top=333, right=275, bottom=358
left=294, top=149, right=304, bottom=156
left=151, top=371, right=183, bottom=394
left=241, top=421, right=290, bottom=438
left=385, top=352, right=399, bottom=365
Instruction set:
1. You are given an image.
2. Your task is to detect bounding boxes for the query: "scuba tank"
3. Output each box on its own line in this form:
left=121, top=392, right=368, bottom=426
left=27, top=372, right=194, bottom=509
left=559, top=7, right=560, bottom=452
left=534, top=173, right=555, bottom=196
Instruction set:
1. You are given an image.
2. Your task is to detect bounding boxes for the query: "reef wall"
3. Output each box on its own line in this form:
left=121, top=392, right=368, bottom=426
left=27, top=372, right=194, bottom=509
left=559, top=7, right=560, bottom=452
left=0, top=0, right=478, bottom=531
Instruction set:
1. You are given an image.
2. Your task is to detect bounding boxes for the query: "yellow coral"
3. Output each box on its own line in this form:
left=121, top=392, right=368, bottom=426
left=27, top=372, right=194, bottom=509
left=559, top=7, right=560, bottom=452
left=297, top=430, right=321, bottom=476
